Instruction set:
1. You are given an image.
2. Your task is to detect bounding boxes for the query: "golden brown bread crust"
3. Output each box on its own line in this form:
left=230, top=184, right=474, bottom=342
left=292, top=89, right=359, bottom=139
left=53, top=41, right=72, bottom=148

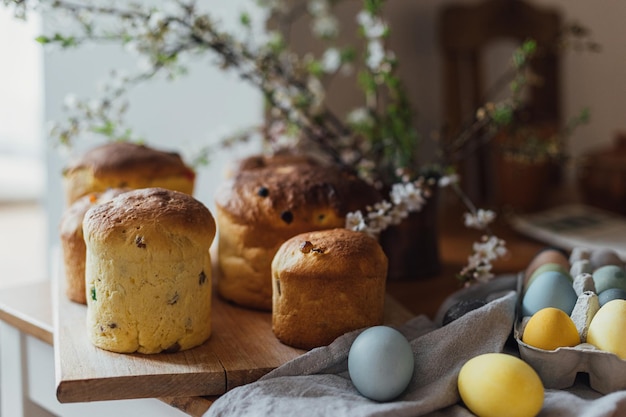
left=215, top=158, right=381, bottom=310
left=59, top=188, right=130, bottom=304
left=271, top=228, right=388, bottom=350
left=216, top=162, right=379, bottom=229
left=63, top=142, right=196, bottom=205
left=84, top=187, right=216, bottom=251
left=82, top=188, right=216, bottom=354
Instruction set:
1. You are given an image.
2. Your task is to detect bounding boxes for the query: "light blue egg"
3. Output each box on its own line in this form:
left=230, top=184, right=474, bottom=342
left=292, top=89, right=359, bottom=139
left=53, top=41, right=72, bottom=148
left=348, top=326, right=414, bottom=402
left=593, top=265, right=626, bottom=294
left=526, top=262, right=571, bottom=290
left=522, top=271, right=577, bottom=316
left=598, top=288, right=626, bottom=307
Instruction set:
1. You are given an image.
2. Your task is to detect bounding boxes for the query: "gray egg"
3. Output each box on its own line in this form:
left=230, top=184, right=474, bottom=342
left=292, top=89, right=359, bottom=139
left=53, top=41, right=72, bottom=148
left=598, top=288, right=626, bottom=307
left=591, top=249, right=623, bottom=269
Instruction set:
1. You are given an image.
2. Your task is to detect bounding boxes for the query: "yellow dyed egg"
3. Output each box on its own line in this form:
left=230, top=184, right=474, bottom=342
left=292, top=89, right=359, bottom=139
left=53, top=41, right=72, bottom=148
left=587, top=299, right=626, bottom=359
left=458, top=353, right=544, bottom=417
left=522, top=307, right=580, bottom=350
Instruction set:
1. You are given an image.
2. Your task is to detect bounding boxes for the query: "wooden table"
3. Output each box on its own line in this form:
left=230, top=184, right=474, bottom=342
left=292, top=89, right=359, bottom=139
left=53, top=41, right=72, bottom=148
left=0, top=205, right=548, bottom=417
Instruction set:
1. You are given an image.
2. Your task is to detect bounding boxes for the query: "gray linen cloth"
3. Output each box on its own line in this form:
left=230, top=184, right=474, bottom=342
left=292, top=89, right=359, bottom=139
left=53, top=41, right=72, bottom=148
left=205, top=276, right=626, bottom=417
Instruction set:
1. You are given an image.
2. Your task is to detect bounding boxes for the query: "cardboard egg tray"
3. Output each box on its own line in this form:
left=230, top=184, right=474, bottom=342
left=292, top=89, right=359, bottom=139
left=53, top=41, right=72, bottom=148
left=514, top=273, right=626, bottom=394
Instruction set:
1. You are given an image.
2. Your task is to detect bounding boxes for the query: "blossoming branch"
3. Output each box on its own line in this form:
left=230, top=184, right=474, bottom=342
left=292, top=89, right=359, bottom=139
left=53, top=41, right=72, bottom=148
left=5, top=0, right=532, bottom=284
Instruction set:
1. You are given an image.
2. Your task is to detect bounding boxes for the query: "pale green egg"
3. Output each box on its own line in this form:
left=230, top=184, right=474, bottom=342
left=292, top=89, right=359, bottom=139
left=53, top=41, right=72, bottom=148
left=525, top=262, right=571, bottom=291
left=592, top=265, right=626, bottom=294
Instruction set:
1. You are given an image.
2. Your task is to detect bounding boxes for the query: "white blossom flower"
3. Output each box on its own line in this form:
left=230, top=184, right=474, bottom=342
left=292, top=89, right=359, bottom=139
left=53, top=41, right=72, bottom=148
left=472, top=263, right=495, bottom=284
left=356, top=11, right=373, bottom=31
left=346, top=107, right=373, bottom=127
left=458, top=233, right=507, bottom=285
left=365, top=19, right=387, bottom=39
left=147, top=11, right=166, bottom=31
left=464, top=209, right=496, bottom=230
left=372, top=200, right=393, bottom=216
left=356, top=11, right=387, bottom=38
left=390, top=182, right=426, bottom=212
left=307, top=0, right=329, bottom=16
left=345, top=211, right=366, bottom=231
left=482, top=235, right=508, bottom=259
left=344, top=179, right=430, bottom=236
left=366, top=40, right=385, bottom=70
left=321, top=47, right=341, bottom=73
left=438, top=174, right=459, bottom=187
left=63, top=93, right=78, bottom=110
left=387, top=205, right=409, bottom=225
left=312, top=14, right=338, bottom=38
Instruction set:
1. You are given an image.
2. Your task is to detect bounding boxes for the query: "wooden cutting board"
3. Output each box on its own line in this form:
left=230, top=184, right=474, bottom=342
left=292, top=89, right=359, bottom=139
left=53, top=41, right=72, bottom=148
left=53, top=260, right=413, bottom=403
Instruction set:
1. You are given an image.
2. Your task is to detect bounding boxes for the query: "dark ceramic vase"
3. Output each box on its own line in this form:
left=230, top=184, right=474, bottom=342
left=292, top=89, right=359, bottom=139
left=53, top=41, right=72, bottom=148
left=379, top=196, right=441, bottom=280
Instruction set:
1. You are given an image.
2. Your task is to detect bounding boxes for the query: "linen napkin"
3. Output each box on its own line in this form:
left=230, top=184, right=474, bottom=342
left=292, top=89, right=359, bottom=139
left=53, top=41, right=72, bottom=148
left=205, top=281, right=516, bottom=417
left=204, top=275, right=626, bottom=417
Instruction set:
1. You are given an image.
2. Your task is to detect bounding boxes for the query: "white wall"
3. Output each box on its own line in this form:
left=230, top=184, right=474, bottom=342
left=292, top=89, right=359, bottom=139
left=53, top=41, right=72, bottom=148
left=0, top=8, right=45, bottom=201
left=43, top=1, right=264, bottom=252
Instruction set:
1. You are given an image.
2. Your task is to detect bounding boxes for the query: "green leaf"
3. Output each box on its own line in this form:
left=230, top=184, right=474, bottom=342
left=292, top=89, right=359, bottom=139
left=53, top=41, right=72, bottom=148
left=364, top=0, right=384, bottom=14
left=491, top=105, right=514, bottom=126
left=51, top=33, right=78, bottom=48
left=340, top=47, right=356, bottom=63
left=239, top=12, right=251, bottom=27
left=266, top=32, right=285, bottom=54
left=357, top=71, right=376, bottom=95
left=91, top=121, right=116, bottom=137
left=578, top=107, right=591, bottom=123
left=35, top=35, right=49, bottom=44
left=307, top=60, right=323, bottom=77
left=522, top=39, right=537, bottom=55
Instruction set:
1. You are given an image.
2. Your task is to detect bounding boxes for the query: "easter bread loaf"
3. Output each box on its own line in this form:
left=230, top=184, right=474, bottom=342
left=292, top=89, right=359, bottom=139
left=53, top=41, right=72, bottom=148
left=83, top=187, right=216, bottom=354
left=271, top=228, right=388, bottom=349
left=59, top=187, right=130, bottom=304
left=63, top=142, right=196, bottom=206
left=214, top=155, right=381, bottom=311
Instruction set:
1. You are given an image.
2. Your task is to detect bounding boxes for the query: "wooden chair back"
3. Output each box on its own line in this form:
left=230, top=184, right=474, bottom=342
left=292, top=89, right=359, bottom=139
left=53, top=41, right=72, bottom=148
left=438, top=0, right=562, bottom=202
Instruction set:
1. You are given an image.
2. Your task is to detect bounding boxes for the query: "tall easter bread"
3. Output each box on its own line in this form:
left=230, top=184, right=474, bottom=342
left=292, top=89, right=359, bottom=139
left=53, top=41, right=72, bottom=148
left=82, top=188, right=216, bottom=354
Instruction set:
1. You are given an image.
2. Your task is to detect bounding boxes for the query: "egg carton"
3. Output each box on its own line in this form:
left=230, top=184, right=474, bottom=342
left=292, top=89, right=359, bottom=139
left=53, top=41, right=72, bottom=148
left=514, top=251, right=626, bottom=395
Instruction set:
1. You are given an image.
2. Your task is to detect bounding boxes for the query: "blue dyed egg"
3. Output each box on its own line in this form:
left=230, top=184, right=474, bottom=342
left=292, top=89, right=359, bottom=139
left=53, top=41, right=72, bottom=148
left=593, top=265, right=626, bottom=294
left=522, top=271, right=577, bottom=317
left=348, top=326, right=414, bottom=402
